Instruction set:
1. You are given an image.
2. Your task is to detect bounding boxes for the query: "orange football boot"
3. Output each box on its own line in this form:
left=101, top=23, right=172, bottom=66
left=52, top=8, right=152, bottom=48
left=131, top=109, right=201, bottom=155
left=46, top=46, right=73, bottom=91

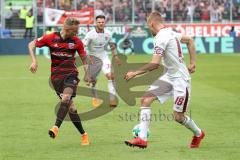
left=48, top=126, right=58, bottom=139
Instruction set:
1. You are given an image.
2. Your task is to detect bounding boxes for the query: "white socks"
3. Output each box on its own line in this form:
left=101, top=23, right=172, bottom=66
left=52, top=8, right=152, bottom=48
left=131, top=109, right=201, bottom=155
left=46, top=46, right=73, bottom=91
left=182, top=116, right=201, bottom=137
left=91, top=85, right=98, bottom=99
left=137, top=109, right=201, bottom=140
left=139, top=107, right=151, bottom=141
left=108, top=80, right=116, bottom=100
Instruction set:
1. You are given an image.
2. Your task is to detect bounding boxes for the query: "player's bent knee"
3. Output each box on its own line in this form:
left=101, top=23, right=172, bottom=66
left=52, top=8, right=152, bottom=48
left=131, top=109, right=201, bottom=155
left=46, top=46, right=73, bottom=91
left=173, top=112, right=185, bottom=123
left=61, top=94, right=71, bottom=104
left=69, top=101, right=76, bottom=112
left=106, top=73, right=114, bottom=80
left=69, top=105, right=76, bottom=113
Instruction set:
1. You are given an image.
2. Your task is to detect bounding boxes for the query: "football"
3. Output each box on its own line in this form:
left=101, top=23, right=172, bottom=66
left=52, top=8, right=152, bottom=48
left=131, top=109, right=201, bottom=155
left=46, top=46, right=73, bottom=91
left=132, top=124, right=150, bottom=138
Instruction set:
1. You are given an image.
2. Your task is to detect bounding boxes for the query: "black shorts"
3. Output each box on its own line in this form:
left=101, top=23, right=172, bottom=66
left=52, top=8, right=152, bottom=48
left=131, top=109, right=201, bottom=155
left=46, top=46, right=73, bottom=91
left=51, top=74, right=79, bottom=99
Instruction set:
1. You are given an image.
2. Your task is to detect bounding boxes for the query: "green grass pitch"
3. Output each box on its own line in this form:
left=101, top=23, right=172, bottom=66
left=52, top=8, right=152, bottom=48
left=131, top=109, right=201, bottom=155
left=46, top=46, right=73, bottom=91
left=0, top=54, right=240, bottom=160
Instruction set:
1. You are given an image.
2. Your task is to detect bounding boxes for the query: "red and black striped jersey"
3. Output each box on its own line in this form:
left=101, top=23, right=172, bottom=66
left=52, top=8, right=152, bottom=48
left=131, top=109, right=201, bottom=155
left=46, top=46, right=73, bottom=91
left=35, top=32, right=86, bottom=79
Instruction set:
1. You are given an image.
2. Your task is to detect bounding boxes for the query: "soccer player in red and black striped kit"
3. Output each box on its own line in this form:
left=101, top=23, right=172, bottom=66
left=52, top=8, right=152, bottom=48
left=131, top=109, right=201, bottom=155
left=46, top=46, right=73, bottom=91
left=28, top=18, right=90, bottom=145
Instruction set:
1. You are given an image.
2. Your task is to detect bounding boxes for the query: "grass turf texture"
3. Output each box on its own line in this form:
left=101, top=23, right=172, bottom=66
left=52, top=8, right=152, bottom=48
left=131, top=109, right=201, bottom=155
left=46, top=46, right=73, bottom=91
left=0, top=54, right=240, bottom=160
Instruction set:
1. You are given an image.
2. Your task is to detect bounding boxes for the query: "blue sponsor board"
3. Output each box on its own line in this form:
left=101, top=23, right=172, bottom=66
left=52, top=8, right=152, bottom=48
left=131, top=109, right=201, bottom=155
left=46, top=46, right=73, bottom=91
left=0, top=37, right=239, bottom=55
left=113, top=35, right=239, bottom=54
left=0, top=39, right=31, bottom=55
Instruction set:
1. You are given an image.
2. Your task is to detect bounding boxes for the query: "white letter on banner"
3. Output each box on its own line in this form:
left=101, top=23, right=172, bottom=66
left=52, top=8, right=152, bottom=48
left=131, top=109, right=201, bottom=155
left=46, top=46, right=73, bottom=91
left=221, top=37, right=234, bottom=53
left=185, top=26, right=194, bottom=37
left=205, top=37, right=219, bottom=53
left=222, top=26, right=231, bottom=37
left=143, top=38, right=154, bottom=54
left=211, top=26, right=221, bottom=37
left=195, top=26, right=203, bottom=37
left=203, top=26, right=210, bottom=37
left=195, top=37, right=206, bottom=53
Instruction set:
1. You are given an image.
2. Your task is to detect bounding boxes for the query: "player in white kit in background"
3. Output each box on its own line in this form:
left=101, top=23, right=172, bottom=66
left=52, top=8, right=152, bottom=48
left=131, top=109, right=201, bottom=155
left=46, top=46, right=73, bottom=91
left=83, top=15, right=121, bottom=107
left=124, top=12, right=205, bottom=149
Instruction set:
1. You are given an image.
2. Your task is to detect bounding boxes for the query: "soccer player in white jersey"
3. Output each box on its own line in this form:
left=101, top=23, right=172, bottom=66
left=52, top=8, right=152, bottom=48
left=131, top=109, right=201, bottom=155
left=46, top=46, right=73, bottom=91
left=83, top=15, right=121, bottom=107
left=124, top=12, right=205, bottom=149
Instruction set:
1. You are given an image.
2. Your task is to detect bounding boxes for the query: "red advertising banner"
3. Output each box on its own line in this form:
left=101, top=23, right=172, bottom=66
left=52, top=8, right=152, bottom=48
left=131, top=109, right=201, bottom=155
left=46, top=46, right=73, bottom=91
left=44, top=8, right=94, bottom=26
left=165, top=23, right=240, bottom=37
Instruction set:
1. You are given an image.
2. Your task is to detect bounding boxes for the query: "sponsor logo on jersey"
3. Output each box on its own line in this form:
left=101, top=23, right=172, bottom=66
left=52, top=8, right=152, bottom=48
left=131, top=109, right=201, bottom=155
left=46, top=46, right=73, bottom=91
left=68, top=43, right=75, bottom=49
left=52, top=52, right=72, bottom=57
left=154, top=46, right=164, bottom=55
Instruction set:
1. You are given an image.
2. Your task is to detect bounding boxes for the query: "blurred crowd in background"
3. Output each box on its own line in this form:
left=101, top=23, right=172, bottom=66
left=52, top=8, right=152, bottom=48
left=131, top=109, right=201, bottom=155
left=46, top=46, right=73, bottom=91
left=1, top=0, right=240, bottom=26
left=35, top=0, right=240, bottom=23
left=0, top=0, right=239, bottom=38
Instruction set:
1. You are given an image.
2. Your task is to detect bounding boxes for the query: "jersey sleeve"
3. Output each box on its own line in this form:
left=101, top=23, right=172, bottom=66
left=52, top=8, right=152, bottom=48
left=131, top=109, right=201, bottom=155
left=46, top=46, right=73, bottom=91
left=35, top=34, right=50, bottom=47
left=82, top=32, right=91, bottom=46
left=106, top=30, right=114, bottom=44
left=172, top=29, right=182, bottom=41
left=76, top=39, right=87, bottom=57
left=108, top=34, right=114, bottom=44
left=153, top=36, right=168, bottom=56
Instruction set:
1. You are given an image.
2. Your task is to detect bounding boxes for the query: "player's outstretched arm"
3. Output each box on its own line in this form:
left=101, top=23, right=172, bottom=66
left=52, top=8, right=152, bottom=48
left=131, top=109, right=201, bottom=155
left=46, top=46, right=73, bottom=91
left=28, top=40, right=38, bottom=73
left=124, top=54, right=161, bottom=81
left=109, top=42, right=121, bottom=66
left=80, top=55, right=92, bottom=85
left=181, top=36, right=196, bottom=74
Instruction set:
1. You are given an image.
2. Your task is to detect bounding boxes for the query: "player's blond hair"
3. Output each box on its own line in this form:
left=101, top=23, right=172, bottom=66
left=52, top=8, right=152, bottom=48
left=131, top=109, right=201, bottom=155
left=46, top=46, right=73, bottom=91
left=147, top=11, right=163, bottom=24
left=64, top=17, right=80, bottom=26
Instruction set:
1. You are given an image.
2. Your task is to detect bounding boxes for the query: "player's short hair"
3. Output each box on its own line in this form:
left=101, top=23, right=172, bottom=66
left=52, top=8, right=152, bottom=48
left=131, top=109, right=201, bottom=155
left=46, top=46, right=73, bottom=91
left=96, top=15, right=105, bottom=20
left=64, top=17, right=80, bottom=26
left=147, top=11, right=163, bottom=24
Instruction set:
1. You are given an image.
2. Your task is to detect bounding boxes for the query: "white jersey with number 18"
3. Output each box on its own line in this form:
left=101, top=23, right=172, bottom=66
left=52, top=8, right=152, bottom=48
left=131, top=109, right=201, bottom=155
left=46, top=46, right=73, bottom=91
left=153, top=28, right=191, bottom=81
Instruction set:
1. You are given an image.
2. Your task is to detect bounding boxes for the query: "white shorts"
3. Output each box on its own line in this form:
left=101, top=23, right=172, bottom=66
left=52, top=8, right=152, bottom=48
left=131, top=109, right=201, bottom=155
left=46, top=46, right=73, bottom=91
left=148, top=74, right=191, bottom=113
left=99, top=56, right=112, bottom=75
left=88, top=55, right=112, bottom=80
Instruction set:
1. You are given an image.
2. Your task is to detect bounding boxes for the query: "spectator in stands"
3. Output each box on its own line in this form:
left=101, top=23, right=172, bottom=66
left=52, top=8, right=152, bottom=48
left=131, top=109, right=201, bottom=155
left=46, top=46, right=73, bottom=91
left=222, top=3, right=230, bottom=22
left=46, top=0, right=55, bottom=8
left=15, top=0, right=240, bottom=25
left=58, top=0, right=73, bottom=10
left=103, top=0, right=113, bottom=23
left=77, top=0, right=93, bottom=9
left=4, top=2, right=14, bottom=29
left=24, top=12, right=35, bottom=39
left=138, top=9, right=147, bottom=23
left=115, top=0, right=132, bottom=22
left=165, top=2, right=172, bottom=21
left=19, top=5, right=28, bottom=28
left=193, top=2, right=201, bottom=21
left=186, top=1, right=195, bottom=21
left=211, top=3, right=221, bottom=22
left=201, top=3, right=210, bottom=22
left=95, top=1, right=105, bottom=17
